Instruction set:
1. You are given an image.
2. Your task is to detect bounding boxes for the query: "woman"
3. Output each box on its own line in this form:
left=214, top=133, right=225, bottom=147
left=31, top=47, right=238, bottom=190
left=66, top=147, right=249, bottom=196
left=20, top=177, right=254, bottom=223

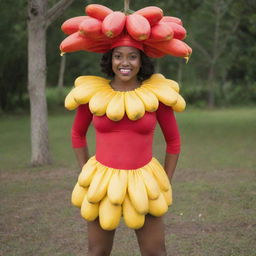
left=68, top=35, right=181, bottom=256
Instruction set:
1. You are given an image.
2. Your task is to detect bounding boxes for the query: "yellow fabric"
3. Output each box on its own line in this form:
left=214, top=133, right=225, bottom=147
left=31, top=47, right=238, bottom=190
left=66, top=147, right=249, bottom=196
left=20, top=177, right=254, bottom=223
left=71, top=156, right=172, bottom=230
left=65, top=73, right=186, bottom=121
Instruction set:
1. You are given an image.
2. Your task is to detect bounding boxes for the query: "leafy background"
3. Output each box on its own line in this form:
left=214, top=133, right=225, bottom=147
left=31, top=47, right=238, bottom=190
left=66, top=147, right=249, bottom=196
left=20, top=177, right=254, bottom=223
left=0, top=0, right=256, bottom=111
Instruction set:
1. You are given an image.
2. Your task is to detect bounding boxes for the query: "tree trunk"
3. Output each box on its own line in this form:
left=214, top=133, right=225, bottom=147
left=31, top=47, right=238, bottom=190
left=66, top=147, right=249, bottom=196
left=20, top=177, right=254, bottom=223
left=27, top=0, right=75, bottom=166
left=206, top=0, right=220, bottom=108
left=154, top=59, right=161, bottom=73
left=28, top=1, right=51, bottom=165
left=177, top=59, right=183, bottom=84
left=207, top=63, right=215, bottom=109
left=124, top=0, right=130, bottom=13
left=57, top=54, right=66, bottom=90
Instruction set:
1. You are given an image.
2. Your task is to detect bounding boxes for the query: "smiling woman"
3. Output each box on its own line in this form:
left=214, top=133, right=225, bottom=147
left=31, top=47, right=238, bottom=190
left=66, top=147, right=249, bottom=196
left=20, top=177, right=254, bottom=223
left=68, top=34, right=181, bottom=256
left=61, top=3, right=190, bottom=256
left=111, top=47, right=141, bottom=86
left=100, top=38, right=155, bottom=86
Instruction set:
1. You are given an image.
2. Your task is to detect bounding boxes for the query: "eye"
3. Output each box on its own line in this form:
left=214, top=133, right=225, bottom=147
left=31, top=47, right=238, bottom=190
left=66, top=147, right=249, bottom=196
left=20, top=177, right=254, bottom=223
left=129, top=54, right=138, bottom=60
left=113, top=54, right=121, bottom=60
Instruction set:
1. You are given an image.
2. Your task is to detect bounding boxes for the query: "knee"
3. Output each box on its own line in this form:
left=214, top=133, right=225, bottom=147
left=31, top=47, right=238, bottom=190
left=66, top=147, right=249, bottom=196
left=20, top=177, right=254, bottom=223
left=88, top=244, right=112, bottom=256
left=140, top=244, right=167, bottom=256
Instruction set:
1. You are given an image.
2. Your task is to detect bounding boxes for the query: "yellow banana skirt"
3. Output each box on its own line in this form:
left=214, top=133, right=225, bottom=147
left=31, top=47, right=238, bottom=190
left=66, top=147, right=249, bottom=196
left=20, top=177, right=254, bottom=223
left=71, top=156, right=172, bottom=230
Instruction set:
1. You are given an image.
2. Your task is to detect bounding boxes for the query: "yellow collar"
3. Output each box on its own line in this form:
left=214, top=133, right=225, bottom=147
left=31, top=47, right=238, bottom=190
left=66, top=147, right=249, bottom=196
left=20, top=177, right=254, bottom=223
left=65, top=74, right=185, bottom=121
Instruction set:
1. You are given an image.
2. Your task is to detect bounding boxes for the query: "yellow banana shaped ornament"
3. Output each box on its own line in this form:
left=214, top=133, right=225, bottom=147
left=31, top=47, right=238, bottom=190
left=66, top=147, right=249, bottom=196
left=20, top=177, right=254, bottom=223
left=71, top=182, right=88, bottom=207
left=165, top=79, right=180, bottom=93
left=148, top=193, right=168, bottom=217
left=87, top=166, right=113, bottom=203
left=147, top=161, right=171, bottom=192
left=144, top=73, right=165, bottom=84
left=107, top=169, right=128, bottom=205
left=140, top=168, right=160, bottom=200
left=99, top=196, right=122, bottom=230
left=128, top=170, right=149, bottom=214
left=78, top=159, right=97, bottom=187
left=163, top=188, right=173, bottom=206
left=135, top=87, right=159, bottom=112
left=89, top=89, right=114, bottom=116
left=172, top=94, right=186, bottom=112
left=72, top=85, right=100, bottom=104
left=106, top=91, right=125, bottom=121
left=124, top=91, right=145, bottom=120
left=74, top=76, right=109, bottom=87
left=143, top=83, right=178, bottom=107
left=123, top=195, right=145, bottom=229
left=81, top=194, right=99, bottom=221
left=65, top=90, right=79, bottom=110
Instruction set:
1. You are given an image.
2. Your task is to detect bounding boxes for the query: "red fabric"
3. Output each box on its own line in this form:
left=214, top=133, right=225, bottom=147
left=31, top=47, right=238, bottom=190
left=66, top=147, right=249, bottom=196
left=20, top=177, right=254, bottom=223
left=111, top=34, right=144, bottom=51
left=71, top=102, right=180, bottom=169
left=71, top=104, right=93, bottom=148
left=156, top=102, right=181, bottom=154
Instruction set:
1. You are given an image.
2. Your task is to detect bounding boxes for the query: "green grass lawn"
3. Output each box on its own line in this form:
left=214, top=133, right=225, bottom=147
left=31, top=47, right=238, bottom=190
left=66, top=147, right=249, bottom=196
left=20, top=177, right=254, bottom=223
left=1, top=107, right=256, bottom=256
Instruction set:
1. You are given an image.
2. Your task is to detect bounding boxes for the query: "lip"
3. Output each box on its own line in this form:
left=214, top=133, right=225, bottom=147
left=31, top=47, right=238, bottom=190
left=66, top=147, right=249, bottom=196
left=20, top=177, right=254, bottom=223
left=119, top=68, right=132, bottom=75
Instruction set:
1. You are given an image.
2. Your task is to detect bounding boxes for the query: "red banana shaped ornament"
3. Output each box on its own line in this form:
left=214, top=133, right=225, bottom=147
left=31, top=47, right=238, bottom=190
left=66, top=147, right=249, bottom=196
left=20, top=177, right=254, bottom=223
left=79, top=16, right=103, bottom=38
left=126, top=14, right=151, bottom=41
left=102, top=11, right=126, bottom=38
left=85, top=4, right=113, bottom=21
left=60, top=32, right=110, bottom=54
left=144, top=45, right=166, bottom=58
left=135, top=6, right=163, bottom=26
left=61, top=16, right=88, bottom=35
left=145, top=38, right=191, bottom=57
left=160, top=21, right=186, bottom=40
left=160, top=16, right=183, bottom=26
left=147, top=22, right=173, bottom=42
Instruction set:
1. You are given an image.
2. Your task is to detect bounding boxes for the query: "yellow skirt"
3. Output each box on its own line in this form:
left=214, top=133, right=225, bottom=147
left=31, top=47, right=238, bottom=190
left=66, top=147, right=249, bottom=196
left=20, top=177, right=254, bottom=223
left=71, top=156, right=172, bottom=230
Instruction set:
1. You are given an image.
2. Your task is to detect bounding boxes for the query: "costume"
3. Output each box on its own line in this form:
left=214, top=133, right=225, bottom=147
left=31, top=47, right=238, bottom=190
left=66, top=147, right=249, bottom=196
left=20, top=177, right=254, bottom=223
left=61, top=4, right=191, bottom=231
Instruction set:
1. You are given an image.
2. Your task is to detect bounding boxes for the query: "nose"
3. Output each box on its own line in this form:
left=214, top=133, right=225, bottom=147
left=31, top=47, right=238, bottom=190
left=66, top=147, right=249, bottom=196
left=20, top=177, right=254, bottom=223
left=121, top=57, right=129, bottom=66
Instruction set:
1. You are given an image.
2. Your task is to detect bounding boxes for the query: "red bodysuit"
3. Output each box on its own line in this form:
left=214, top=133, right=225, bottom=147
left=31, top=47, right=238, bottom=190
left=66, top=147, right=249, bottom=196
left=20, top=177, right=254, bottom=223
left=72, top=102, right=181, bottom=170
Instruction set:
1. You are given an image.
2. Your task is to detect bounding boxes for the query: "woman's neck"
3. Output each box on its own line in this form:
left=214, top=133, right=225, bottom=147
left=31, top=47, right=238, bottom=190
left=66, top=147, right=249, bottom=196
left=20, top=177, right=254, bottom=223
left=110, top=77, right=141, bottom=92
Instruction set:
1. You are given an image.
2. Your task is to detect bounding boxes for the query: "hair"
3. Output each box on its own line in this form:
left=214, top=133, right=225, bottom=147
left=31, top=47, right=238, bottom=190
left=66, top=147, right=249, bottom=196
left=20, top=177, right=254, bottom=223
left=100, top=49, right=155, bottom=82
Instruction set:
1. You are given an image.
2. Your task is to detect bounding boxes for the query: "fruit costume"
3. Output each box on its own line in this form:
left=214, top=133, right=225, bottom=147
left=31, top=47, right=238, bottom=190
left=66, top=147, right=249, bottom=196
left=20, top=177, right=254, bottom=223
left=61, top=4, right=192, bottom=231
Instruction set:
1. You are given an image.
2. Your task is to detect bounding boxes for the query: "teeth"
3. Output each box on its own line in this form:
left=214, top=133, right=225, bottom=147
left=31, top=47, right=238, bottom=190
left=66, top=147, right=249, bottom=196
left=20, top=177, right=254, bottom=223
left=119, top=68, right=131, bottom=75
left=120, top=69, right=131, bottom=72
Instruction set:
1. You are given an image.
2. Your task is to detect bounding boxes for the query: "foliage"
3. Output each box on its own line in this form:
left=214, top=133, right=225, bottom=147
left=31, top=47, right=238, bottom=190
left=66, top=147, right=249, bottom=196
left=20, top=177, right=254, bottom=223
left=0, top=0, right=27, bottom=111
left=0, top=0, right=256, bottom=111
left=225, top=0, right=256, bottom=84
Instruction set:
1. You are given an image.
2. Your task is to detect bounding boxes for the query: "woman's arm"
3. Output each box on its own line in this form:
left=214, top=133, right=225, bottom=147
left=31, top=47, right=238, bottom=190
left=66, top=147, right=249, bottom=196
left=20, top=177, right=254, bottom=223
left=156, top=103, right=181, bottom=182
left=74, top=146, right=90, bottom=169
left=71, top=104, right=93, bottom=169
left=164, top=153, right=179, bottom=182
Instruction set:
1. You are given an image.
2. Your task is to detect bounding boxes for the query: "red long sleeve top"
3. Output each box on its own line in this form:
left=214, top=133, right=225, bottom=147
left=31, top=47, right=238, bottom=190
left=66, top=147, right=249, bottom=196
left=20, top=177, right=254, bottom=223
left=71, top=102, right=180, bottom=170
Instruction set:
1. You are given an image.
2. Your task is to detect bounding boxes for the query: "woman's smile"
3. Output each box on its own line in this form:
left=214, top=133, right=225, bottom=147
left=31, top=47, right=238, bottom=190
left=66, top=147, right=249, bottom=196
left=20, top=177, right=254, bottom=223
left=111, top=46, right=141, bottom=83
left=119, top=67, right=132, bottom=75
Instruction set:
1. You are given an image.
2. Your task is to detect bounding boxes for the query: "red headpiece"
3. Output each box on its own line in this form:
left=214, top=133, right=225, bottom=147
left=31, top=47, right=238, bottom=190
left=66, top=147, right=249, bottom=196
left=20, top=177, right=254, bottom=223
left=60, top=4, right=192, bottom=59
left=110, top=34, right=144, bottom=51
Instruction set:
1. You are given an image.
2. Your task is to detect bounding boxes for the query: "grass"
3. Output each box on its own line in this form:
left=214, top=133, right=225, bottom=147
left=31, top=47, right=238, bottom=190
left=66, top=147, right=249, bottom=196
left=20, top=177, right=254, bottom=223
left=0, top=107, right=256, bottom=256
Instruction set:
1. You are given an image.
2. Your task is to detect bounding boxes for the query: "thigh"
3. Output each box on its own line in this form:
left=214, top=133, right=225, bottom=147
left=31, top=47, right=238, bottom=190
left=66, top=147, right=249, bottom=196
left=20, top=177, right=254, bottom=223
left=135, top=215, right=166, bottom=256
left=87, top=218, right=116, bottom=256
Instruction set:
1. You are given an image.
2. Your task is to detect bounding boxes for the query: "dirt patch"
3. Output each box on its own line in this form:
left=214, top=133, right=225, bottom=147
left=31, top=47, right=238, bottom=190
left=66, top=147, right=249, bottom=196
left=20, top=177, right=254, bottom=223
left=0, top=166, right=75, bottom=182
left=174, top=167, right=253, bottom=183
left=1, top=167, right=256, bottom=256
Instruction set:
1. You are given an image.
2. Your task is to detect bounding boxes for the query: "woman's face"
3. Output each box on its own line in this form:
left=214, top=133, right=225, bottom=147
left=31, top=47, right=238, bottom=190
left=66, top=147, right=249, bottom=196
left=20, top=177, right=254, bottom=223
left=112, top=46, right=141, bottom=83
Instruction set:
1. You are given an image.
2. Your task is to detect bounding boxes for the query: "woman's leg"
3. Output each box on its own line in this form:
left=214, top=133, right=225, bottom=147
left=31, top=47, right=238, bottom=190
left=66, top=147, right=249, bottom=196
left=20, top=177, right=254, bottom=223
left=135, top=215, right=167, bottom=256
left=87, top=218, right=116, bottom=256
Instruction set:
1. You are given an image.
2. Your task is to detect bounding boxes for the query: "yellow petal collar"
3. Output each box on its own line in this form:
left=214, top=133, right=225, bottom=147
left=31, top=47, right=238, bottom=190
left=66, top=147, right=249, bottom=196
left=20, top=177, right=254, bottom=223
left=65, top=74, right=186, bottom=121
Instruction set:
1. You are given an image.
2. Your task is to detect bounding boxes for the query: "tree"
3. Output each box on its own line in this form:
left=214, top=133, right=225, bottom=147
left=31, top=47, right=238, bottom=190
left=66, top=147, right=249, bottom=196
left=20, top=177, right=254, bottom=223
left=0, top=0, right=27, bottom=112
left=189, top=0, right=239, bottom=108
left=57, top=54, right=66, bottom=90
left=27, top=0, right=75, bottom=166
